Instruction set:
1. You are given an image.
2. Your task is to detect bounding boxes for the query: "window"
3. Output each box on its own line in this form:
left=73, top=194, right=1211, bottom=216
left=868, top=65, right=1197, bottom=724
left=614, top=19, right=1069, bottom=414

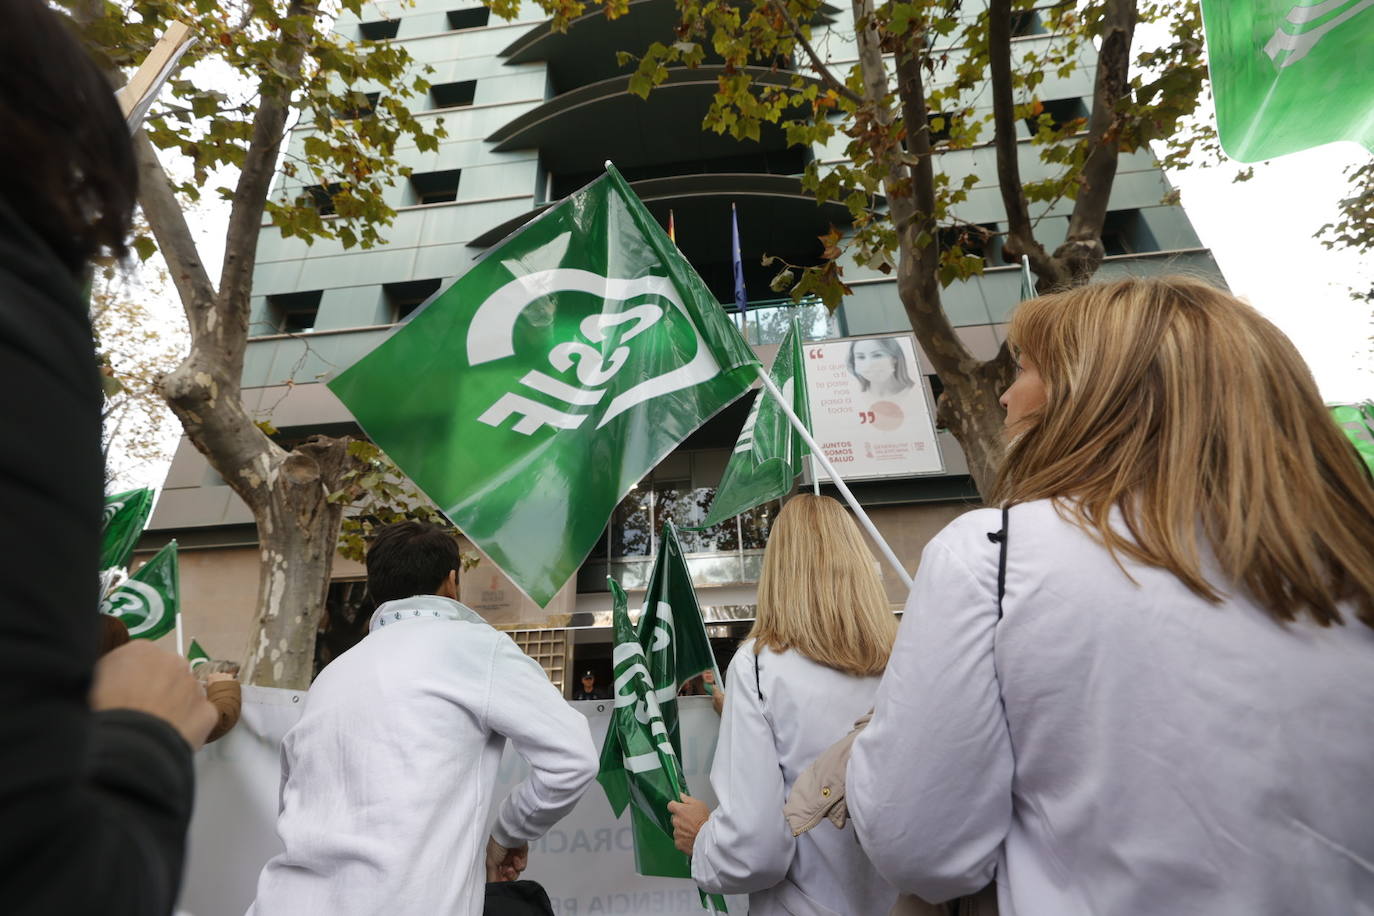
left=1025, top=98, right=1089, bottom=136
left=1009, top=9, right=1045, bottom=36
left=446, top=7, right=490, bottom=30
left=336, top=90, right=379, bottom=120
left=358, top=18, right=400, bottom=40
left=384, top=278, right=443, bottom=322
left=1100, top=209, right=1158, bottom=256
left=409, top=169, right=462, bottom=205
left=265, top=290, right=322, bottom=334
left=937, top=223, right=998, bottom=261
left=430, top=79, right=477, bottom=110
left=299, top=182, right=343, bottom=216
left=927, top=111, right=955, bottom=145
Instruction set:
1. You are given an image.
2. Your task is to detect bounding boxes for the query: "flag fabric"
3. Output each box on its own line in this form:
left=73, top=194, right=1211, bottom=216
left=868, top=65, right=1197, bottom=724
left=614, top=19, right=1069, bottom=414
left=101, top=488, right=155, bottom=571
left=1199, top=0, right=1374, bottom=162
left=699, top=319, right=811, bottom=528
left=328, top=164, right=759, bottom=606
left=636, top=521, right=719, bottom=752
left=597, top=580, right=726, bottom=909
left=1020, top=254, right=1035, bottom=301
left=100, top=540, right=179, bottom=641
left=188, top=638, right=210, bottom=668
left=1332, top=401, right=1374, bottom=476
left=668, top=210, right=677, bottom=246
left=730, top=204, right=748, bottom=316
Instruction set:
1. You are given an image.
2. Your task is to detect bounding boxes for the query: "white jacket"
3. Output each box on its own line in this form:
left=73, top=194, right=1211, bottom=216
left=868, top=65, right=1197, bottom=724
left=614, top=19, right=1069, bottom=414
left=692, top=639, right=899, bottom=916
left=247, top=595, right=598, bottom=916
left=850, top=500, right=1374, bottom=915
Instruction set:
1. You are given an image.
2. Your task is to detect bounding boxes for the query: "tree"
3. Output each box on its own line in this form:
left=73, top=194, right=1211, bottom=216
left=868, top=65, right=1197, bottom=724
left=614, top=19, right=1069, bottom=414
left=586, top=0, right=1208, bottom=490
left=67, top=0, right=445, bottom=687
left=1320, top=160, right=1374, bottom=309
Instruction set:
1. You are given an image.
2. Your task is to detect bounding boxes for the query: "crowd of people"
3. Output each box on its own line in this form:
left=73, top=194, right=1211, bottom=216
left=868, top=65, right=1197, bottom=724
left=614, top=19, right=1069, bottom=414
left=3, top=0, right=1373, bottom=913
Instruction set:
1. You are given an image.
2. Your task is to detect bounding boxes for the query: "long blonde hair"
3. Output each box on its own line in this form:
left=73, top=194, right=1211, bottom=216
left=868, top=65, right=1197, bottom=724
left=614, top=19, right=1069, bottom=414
left=992, top=275, right=1374, bottom=627
left=749, top=494, right=898, bottom=675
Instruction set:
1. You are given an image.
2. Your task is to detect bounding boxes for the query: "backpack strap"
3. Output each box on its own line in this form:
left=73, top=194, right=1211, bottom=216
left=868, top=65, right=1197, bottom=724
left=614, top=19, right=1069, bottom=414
left=986, top=505, right=1010, bottom=619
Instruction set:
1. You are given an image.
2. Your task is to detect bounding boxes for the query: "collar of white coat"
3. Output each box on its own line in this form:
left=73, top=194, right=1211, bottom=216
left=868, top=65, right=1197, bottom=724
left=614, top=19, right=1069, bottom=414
left=368, top=594, right=485, bottom=633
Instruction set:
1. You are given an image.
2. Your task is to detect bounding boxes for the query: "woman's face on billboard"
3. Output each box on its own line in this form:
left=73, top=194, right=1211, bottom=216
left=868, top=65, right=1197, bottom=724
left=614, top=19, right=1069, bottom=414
left=851, top=340, right=897, bottom=385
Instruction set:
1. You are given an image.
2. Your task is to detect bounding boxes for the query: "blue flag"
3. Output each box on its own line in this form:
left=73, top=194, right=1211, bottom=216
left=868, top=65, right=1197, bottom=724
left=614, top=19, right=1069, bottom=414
left=731, top=203, right=747, bottom=316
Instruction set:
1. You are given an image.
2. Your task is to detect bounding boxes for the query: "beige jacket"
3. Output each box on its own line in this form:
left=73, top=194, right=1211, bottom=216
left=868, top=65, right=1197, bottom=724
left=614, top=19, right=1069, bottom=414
left=783, top=714, right=998, bottom=916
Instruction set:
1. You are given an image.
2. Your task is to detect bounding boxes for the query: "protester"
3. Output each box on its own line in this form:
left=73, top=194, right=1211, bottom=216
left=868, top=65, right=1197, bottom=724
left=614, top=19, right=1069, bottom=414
left=98, top=612, right=132, bottom=656
left=0, top=1, right=216, bottom=912
left=248, top=521, right=599, bottom=915
left=571, top=668, right=608, bottom=700
left=848, top=276, right=1374, bottom=914
left=667, top=494, right=900, bottom=916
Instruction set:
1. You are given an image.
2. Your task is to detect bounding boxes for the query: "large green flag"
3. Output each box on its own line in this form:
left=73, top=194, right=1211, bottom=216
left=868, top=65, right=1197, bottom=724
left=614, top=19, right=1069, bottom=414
left=699, top=319, right=810, bottom=527
left=598, top=579, right=726, bottom=909
left=1200, top=0, right=1374, bottom=161
left=100, top=540, right=179, bottom=640
left=1332, top=401, right=1374, bottom=476
left=328, top=165, right=759, bottom=606
left=101, top=488, right=155, bottom=571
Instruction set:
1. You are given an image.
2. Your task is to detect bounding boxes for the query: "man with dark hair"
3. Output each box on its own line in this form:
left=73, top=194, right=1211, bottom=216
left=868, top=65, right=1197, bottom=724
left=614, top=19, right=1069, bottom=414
left=249, top=521, right=598, bottom=916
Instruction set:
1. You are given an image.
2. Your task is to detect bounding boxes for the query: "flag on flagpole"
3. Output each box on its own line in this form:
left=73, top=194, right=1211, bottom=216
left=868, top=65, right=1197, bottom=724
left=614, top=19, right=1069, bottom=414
left=116, top=21, right=197, bottom=132
left=101, top=488, right=155, bottom=572
left=328, top=164, right=759, bottom=606
left=188, top=638, right=210, bottom=668
left=668, top=210, right=677, bottom=246
left=730, top=204, right=748, bottom=316
left=699, top=319, right=811, bottom=527
left=1199, top=0, right=1374, bottom=161
left=100, top=540, right=179, bottom=641
left=1332, top=401, right=1374, bottom=476
left=598, top=579, right=727, bottom=910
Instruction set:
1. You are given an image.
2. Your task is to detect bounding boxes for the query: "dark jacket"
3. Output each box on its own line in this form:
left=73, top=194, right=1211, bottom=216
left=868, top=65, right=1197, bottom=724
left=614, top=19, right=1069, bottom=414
left=0, top=198, right=195, bottom=915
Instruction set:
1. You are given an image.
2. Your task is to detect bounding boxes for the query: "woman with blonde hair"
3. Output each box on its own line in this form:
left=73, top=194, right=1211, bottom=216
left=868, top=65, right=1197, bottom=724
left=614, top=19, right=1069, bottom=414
left=847, top=276, right=1374, bottom=915
left=668, top=493, right=901, bottom=916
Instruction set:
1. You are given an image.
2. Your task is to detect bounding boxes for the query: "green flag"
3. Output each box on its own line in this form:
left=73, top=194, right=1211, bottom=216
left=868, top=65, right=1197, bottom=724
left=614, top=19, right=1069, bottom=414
left=328, top=165, right=759, bottom=606
left=699, top=319, right=810, bottom=527
left=101, top=488, right=155, bottom=571
left=1200, top=0, right=1374, bottom=161
left=188, top=638, right=210, bottom=668
left=1332, top=401, right=1374, bottom=476
left=598, top=580, right=726, bottom=909
left=100, top=540, right=179, bottom=640
left=637, top=520, right=719, bottom=756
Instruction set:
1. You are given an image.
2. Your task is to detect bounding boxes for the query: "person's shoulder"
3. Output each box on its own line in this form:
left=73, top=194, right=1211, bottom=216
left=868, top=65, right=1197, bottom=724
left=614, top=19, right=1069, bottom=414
left=928, top=499, right=1066, bottom=554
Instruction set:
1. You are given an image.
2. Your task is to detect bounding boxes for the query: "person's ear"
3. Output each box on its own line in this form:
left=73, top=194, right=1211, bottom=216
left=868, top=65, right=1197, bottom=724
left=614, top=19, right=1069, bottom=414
left=438, top=569, right=459, bottom=599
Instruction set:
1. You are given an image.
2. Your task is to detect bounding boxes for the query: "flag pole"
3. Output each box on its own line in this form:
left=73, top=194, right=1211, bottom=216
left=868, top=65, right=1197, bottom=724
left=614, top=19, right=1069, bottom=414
left=174, top=612, right=185, bottom=658
left=755, top=365, right=913, bottom=589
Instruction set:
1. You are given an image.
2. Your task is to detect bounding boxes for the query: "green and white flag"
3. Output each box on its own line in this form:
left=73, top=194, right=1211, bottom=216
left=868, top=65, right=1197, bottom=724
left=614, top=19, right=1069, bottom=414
left=699, top=319, right=810, bottom=527
left=188, top=638, right=210, bottom=668
left=100, top=540, right=179, bottom=641
left=1200, top=0, right=1374, bottom=161
left=101, top=488, right=155, bottom=572
left=598, top=579, right=726, bottom=909
left=328, top=165, right=759, bottom=606
left=1332, top=401, right=1374, bottom=476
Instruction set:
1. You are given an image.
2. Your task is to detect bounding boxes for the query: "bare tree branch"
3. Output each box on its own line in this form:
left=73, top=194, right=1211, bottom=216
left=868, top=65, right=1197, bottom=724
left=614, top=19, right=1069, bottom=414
left=131, top=131, right=219, bottom=318
left=770, top=0, right=863, bottom=105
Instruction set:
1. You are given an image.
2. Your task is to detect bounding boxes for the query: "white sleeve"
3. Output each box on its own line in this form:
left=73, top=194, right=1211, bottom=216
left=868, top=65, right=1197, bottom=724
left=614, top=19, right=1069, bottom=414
left=848, top=540, right=1013, bottom=903
left=484, top=635, right=599, bottom=848
left=691, top=648, right=795, bottom=895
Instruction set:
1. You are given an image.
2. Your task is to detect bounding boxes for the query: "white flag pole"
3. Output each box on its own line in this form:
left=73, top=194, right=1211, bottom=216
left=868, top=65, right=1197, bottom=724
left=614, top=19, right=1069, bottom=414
left=174, top=612, right=185, bottom=658
left=756, top=364, right=913, bottom=589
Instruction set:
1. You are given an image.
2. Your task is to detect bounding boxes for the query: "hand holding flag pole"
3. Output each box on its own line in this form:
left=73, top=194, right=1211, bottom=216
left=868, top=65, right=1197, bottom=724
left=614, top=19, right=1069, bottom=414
left=754, top=365, right=914, bottom=590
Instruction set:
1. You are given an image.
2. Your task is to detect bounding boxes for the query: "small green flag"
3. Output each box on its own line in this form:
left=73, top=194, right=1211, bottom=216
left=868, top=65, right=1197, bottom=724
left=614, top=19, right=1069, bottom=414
left=101, top=488, right=155, bottom=571
left=1200, top=0, right=1374, bottom=161
left=188, top=638, right=210, bottom=668
left=598, top=579, right=726, bottom=910
left=1332, top=401, right=1374, bottom=476
left=100, top=540, right=179, bottom=641
left=328, top=165, right=759, bottom=606
left=699, top=319, right=811, bottom=527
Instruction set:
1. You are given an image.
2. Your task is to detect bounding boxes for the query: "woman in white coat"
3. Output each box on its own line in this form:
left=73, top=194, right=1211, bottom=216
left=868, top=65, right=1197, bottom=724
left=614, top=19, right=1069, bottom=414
left=668, top=494, right=901, bottom=916
left=848, top=276, right=1374, bottom=915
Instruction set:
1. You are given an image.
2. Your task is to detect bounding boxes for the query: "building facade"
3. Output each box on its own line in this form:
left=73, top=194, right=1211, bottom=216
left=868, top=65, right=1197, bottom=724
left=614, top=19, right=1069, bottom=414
left=142, top=0, right=1224, bottom=690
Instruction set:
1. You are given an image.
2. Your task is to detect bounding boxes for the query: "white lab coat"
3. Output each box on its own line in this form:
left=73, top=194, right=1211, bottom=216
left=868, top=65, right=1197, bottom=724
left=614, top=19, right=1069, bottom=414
left=247, top=595, right=598, bottom=916
left=850, top=500, right=1374, bottom=915
left=692, top=639, right=899, bottom=916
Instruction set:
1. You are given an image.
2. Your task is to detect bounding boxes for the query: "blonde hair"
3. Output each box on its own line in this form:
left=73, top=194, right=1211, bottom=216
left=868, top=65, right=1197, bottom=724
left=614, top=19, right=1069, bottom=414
left=749, top=494, right=898, bottom=675
left=992, top=275, right=1374, bottom=627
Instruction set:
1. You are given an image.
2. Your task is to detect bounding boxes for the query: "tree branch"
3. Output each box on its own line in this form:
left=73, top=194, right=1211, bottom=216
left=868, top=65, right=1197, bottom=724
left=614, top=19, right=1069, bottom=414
left=771, top=0, right=863, bottom=105
left=131, top=130, right=218, bottom=321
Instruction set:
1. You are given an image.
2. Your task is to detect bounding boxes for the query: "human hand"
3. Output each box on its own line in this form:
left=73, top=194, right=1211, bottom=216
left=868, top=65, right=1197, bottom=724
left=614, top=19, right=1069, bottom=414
left=711, top=687, right=725, bottom=716
left=667, top=794, right=711, bottom=855
left=91, top=641, right=217, bottom=751
left=206, top=671, right=237, bottom=684
left=485, top=837, right=529, bottom=882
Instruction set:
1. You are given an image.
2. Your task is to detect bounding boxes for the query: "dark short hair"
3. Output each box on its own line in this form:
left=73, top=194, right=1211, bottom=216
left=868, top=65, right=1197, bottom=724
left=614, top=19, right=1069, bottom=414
left=365, top=521, right=463, bottom=605
left=0, top=0, right=137, bottom=273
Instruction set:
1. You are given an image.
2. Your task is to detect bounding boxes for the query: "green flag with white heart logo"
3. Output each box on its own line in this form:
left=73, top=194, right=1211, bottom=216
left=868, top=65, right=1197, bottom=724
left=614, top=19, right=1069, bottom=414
left=1200, top=0, right=1374, bottom=161
left=100, top=540, right=178, bottom=641
left=700, top=319, right=810, bottom=527
left=101, top=488, right=155, bottom=572
left=328, top=165, right=759, bottom=606
left=1331, top=401, right=1374, bottom=476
